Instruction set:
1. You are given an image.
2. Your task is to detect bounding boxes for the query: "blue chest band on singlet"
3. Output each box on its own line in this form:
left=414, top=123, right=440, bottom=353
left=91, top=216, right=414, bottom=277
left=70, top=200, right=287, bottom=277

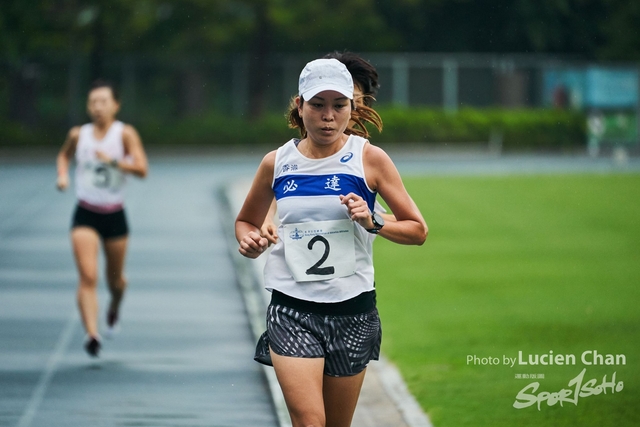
left=274, top=173, right=376, bottom=212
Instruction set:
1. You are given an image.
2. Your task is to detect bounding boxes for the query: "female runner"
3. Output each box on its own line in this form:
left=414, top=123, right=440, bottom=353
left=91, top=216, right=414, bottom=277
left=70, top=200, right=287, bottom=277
left=236, top=59, right=427, bottom=427
left=56, top=80, right=148, bottom=357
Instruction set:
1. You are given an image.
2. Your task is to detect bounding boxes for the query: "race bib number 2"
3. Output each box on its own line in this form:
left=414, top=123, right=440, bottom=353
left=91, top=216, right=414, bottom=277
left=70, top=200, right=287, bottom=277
left=283, top=219, right=356, bottom=282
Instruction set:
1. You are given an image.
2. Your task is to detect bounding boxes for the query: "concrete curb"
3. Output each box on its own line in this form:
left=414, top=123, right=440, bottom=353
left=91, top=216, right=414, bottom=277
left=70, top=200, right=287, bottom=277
left=218, top=181, right=433, bottom=427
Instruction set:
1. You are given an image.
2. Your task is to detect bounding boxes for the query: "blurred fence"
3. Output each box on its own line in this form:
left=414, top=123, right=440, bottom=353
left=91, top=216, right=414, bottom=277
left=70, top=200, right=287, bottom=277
left=1, top=52, right=638, bottom=136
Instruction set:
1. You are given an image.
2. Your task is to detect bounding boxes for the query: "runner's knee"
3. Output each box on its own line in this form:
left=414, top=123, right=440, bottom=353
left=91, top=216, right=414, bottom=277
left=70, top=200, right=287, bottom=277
left=78, top=272, right=98, bottom=288
left=287, top=406, right=325, bottom=427
left=293, top=416, right=324, bottom=427
left=106, top=274, right=126, bottom=290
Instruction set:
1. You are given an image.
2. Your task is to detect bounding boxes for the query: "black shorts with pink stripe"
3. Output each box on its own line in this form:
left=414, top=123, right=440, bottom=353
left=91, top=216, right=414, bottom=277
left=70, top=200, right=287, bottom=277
left=254, top=290, right=382, bottom=377
left=71, top=205, right=129, bottom=240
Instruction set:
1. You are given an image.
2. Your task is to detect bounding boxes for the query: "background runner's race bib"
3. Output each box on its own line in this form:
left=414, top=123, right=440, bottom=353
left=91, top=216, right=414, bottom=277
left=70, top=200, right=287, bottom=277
left=283, top=219, right=356, bottom=282
left=82, top=162, right=125, bottom=192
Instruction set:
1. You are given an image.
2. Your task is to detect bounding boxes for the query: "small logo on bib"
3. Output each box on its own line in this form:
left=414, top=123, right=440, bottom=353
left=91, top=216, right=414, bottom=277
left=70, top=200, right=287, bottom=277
left=289, top=228, right=304, bottom=240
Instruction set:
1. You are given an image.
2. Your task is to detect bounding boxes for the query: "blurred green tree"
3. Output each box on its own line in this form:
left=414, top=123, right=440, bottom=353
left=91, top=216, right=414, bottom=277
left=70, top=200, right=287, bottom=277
left=598, top=0, right=640, bottom=60
left=3, top=0, right=638, bottom=61
left=1, top=0, right=638, bottom=123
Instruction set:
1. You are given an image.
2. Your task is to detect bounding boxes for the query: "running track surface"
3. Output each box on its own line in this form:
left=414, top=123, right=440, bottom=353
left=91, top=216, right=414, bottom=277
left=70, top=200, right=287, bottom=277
left=1, top=151, right=638, bottom=427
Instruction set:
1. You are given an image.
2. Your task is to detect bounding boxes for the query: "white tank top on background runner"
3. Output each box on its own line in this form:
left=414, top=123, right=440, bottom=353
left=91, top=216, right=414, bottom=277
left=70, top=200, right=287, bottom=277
left=75, top=121, right=126, bottom=210
left=263, top=135, right=377, bottom=303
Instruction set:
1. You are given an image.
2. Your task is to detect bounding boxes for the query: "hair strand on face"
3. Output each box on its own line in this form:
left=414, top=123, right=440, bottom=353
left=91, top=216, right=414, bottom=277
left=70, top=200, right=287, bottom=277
left=286, top=96, right=382, bottom=139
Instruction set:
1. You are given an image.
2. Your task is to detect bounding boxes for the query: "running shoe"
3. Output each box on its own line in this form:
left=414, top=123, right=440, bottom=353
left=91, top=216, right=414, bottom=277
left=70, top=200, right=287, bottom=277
left=105, top=309, right=120, bottom=338
left=84, top=336, right=101, bottom=357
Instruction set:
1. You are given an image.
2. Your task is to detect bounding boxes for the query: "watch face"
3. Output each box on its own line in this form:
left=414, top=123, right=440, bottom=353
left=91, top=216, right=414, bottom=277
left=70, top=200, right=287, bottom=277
left=373, top=212, right=385, bottom=228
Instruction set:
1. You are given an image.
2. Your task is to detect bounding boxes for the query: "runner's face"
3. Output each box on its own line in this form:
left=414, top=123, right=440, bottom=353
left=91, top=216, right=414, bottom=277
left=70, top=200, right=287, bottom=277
left=299, top=90, right=352, bottom=145
left=87, top=88, right=119, bottom=125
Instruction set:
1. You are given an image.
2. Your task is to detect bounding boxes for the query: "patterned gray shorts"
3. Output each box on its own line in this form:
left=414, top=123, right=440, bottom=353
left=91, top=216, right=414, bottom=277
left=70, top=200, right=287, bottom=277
left=254, top=303, right=382, bottom=377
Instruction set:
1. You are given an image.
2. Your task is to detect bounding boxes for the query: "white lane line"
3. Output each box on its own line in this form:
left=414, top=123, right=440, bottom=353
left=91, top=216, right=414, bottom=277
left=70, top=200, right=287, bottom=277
left=16, top=311, right=77, bottom=427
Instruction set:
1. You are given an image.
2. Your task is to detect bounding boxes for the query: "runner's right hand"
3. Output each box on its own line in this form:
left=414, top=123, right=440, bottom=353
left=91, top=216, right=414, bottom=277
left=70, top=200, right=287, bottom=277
left=239, top=231, right=269, bottom=259
left=56, top=174, right=69, bottom=191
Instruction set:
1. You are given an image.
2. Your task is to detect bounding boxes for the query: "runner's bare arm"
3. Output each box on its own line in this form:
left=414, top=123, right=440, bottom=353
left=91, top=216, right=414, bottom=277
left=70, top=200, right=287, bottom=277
left=361, top=143, right=427, bottom=245
left=56, top=127, right=80, bottom=191
left=236, top=152, right=277, bottom=258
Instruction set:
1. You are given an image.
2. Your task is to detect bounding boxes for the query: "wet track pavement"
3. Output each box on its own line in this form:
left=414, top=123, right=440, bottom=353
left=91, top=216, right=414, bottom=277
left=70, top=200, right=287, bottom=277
left=0, top=156, right=276, bottom=427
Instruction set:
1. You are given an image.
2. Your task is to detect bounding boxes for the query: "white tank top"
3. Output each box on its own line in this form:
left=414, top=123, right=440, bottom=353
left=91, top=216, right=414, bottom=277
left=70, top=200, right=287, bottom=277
left=75, top=121, right=126, bottom=209
left=263, top=135, right=377, bottom=303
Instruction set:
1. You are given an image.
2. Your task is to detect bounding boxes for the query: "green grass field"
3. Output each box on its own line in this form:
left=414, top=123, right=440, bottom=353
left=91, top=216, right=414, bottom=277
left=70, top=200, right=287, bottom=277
left=374, top=173, right=640, bottom=427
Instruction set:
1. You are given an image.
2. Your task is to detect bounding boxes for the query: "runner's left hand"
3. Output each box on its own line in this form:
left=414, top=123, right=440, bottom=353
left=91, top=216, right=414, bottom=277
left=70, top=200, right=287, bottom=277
left=261, top=218, right=279, bottom=245
left=340, top=193, right=374, bottom=230
left=95, top=150, right=111, bottom=163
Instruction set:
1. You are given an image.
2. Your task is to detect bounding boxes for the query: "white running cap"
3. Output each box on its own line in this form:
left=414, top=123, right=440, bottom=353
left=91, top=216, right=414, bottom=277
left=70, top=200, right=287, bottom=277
left=298, top=58, right=353, bottom=101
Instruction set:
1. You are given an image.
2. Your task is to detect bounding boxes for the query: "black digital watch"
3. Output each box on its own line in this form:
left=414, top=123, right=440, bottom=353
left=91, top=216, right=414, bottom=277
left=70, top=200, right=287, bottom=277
left=366, top=212, right=385, bottom=234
